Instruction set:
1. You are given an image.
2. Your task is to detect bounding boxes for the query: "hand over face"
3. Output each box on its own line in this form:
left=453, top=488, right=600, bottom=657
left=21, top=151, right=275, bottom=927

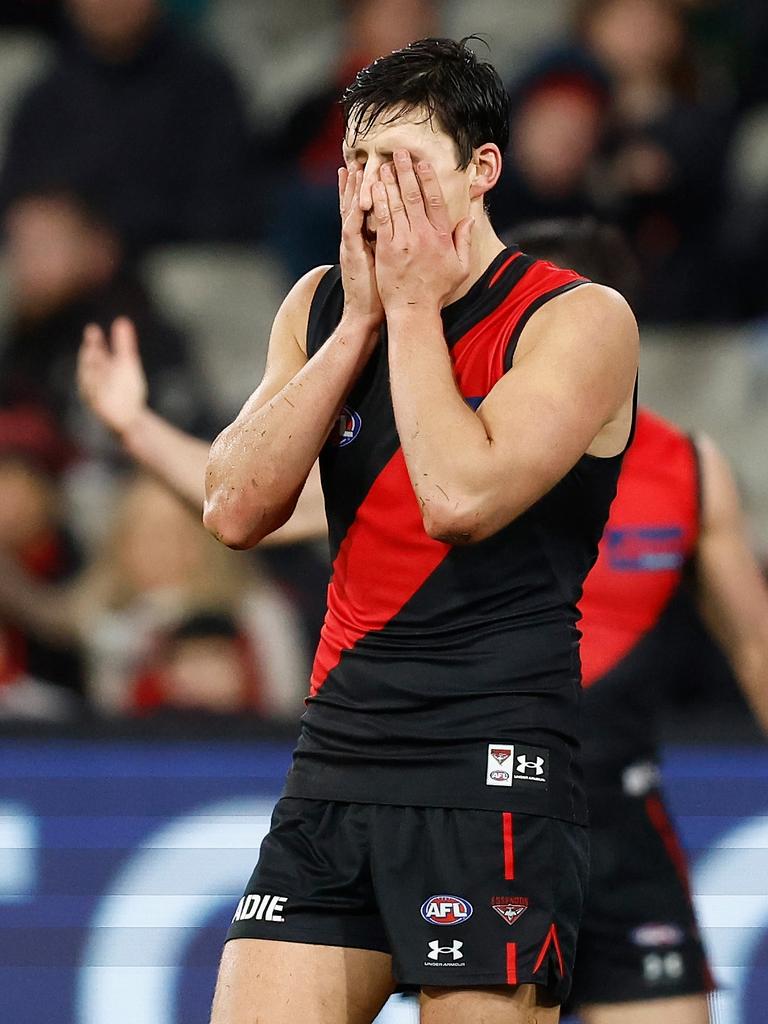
left=338, top=163, right=384, bottom=329
left=371, top=150, right=474, bottom=314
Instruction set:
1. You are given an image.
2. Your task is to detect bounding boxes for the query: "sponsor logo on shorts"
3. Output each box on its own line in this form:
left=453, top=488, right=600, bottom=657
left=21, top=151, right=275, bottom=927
left=424, top=940, right=465, bottom=967
left=486, top=743, right=549, bottom=789
left=333, top=406, right=362, bottom=447
left=420, top=895, right=473, bottom=926
left=491, top=896, right=528, bottom=925
left=643, top=951, right=685, bottom=984
left=231, top=893, right=288, bottom=924
left=631, top=923, right=685, bottom=948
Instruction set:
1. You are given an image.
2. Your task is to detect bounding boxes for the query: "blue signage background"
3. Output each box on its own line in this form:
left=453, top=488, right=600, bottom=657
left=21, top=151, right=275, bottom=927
left=0, top=738, right=766, bottom=1024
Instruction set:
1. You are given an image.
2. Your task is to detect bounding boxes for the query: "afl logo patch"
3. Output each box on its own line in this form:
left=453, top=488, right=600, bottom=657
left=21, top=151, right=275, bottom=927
left=421, top=895, right=473, bottom=926
left=334, top=406, right=362, bottom=447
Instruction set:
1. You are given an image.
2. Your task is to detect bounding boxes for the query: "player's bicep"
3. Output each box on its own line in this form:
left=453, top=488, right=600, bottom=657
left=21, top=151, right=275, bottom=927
left=475, top=285, right=637, bottom=499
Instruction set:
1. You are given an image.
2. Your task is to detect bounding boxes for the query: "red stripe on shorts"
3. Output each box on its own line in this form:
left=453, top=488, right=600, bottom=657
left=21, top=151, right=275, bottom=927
left=533, top=923, right=564, bottom=977
left=502, top=812, right=514, bottom=879
left=506, top=942, right=518, bottom=985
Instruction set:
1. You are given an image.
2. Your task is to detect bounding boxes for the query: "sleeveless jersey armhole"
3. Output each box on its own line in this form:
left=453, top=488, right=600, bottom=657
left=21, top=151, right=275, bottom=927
left=502, top=279, right=589, bottom=372
left=306, top=265, right=342, bottom=359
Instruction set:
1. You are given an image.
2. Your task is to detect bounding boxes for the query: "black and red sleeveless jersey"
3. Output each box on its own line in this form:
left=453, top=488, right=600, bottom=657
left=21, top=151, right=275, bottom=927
left=577, top=408, right=700, bottom=777
left=283, top=247, right=630, bottom=824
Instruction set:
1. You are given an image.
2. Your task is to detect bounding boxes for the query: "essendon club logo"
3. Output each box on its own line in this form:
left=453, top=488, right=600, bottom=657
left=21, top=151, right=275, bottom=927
left=491, top=748, right=511, bottom=765
left=333, top=405, right=362, bottom=447
left=491, top=896, right=528, bottom=926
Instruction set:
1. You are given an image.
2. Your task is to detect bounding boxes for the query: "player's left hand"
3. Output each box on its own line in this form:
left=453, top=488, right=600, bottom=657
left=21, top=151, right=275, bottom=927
left=372, top=149, right=474, bottom=314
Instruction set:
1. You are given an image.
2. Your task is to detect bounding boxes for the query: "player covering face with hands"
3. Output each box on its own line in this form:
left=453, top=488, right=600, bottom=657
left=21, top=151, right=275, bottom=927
left=79, top=39, right=637, bottom=1024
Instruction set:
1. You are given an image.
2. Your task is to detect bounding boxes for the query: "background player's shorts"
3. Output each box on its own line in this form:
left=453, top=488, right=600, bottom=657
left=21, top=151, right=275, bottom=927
left=226, top=797, right=588, bottom=1004
left=565, top=786, right=715, bottom=1010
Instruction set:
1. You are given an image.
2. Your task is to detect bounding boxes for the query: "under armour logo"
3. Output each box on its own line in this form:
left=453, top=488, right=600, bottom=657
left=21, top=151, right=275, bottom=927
left=516, top=755, right=545, bottom=776
left=427, top=940, right=464, bottom=961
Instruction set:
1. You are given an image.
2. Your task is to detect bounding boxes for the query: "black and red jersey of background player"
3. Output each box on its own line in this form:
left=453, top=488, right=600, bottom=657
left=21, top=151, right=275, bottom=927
left=577, top=407, right=700, bottom=778
left=284, top=247, right=635, bottom=826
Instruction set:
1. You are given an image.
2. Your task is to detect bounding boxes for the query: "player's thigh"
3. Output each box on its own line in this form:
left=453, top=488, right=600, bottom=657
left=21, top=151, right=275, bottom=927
left=210, top=938, right=396, bottom=1024
left=580, top=993, right=710, bottom=1024
left=420, top=982, right=560, bottom=1023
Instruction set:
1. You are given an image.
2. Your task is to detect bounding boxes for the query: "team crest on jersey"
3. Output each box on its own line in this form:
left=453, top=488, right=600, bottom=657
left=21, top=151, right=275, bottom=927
left=486, top=743, right=550, bottom=788
left=491, top=896, right=528, bottom=925
left=421, top=895, right=473, bottom=926
left=333, top=405, right=362, bottom=447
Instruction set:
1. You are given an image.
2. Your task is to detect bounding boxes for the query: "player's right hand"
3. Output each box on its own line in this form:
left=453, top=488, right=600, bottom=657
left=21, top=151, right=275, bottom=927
left=338, top=163, right=384, bottom=330
left=77, top=317, right=149, bottom=436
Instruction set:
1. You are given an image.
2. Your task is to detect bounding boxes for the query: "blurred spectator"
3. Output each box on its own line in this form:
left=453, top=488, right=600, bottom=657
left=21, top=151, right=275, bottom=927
left=80, top=474, right=309, bottom=717
left=0, top=473, right=310, bottom=719
left=132, top=611, right=265, bottom=715
left=575, top=0, right=732, bottom=322
left=0, top=188, right=213, bottom=454
left=0, top=0, right=254, bottom=252
left=491, top=49, right=611, bottom=234
left=265, top=0, right=440, bottom=280
left=0, top=404, right=84, bottom=719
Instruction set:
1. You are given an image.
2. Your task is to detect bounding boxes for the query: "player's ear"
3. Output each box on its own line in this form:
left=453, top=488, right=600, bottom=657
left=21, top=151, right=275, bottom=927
left=469, top=143, right=502, bottom=199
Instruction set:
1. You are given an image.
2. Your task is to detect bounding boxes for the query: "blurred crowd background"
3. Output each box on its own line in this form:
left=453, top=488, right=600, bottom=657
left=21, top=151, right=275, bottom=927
left=0, top=0, right=765, bottom=732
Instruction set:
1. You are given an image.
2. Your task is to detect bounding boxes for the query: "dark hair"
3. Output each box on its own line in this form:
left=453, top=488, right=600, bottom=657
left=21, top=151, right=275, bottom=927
left=506, top=217, right=640, bottom=305
left=342, top=37, right=510, bottom=169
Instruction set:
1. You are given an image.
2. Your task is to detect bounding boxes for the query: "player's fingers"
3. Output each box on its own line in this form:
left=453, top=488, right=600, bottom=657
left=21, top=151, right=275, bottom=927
left=78, top=324, right=108, bottom=373
left=393, top=149, right=428, bottom=227
left=341, top=161, right=359, bottom=219
left=380, top=162, right=409, bottom=236
left=342, top=170, right=365, bottom=243
left=77, top=325, right=108, bottom=395
left=415, top=159, right=451, bottom=233
left=371, top=180, right=392, bottom=239
left=338, top=167, right=348, bottom=213
left=111, top=317, right=139, bottom=359
left=81, top=322, right=107, bottom=351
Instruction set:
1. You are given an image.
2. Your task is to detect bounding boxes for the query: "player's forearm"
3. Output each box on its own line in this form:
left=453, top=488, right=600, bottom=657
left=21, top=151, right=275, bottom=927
left=204, top=317, right=378, bottom=548
left=120, top=407, right=210, bottom=510
left=387, top=307, right=500, bottom=543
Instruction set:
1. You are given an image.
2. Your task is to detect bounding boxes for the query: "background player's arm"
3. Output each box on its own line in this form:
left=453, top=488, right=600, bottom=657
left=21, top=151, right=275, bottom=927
left=77, top=319, right=327, bottom=545
left=695, top=434, right=768, bottom=734
left=79, top=317, right=211, bottom=508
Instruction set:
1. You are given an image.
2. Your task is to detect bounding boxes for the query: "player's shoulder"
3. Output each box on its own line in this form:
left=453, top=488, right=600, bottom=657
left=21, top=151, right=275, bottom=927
left=557, top=281, right=636, bottom=332
left=519, top=281, right=638, bottom=365
left=278, top=265, right=336, bottom=337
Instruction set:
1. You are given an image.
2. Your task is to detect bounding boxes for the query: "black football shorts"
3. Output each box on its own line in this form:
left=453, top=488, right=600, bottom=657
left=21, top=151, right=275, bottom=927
left=565, top=786, right=715, bottom=1010
left=226, top=797, right=588, bottom=1004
